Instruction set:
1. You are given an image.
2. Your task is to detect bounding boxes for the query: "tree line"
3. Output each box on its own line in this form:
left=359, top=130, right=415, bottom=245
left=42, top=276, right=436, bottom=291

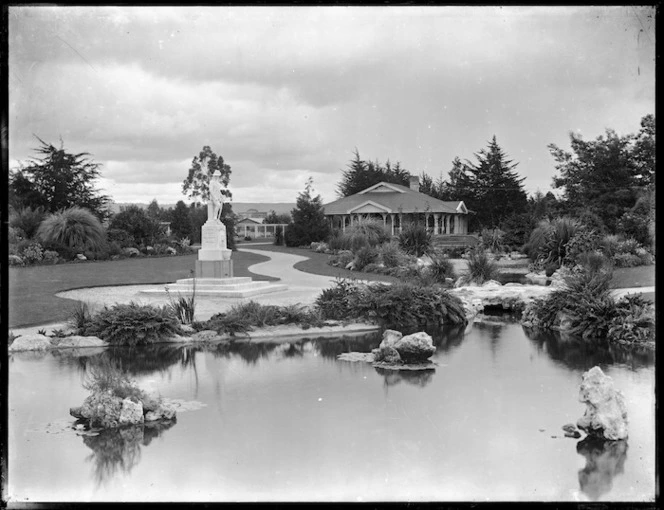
left=333, top=114, right=654, bottom=247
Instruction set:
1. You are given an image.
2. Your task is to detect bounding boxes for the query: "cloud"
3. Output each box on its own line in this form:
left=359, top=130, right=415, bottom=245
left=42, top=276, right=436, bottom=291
left=8, top=5, right=655, bottom=204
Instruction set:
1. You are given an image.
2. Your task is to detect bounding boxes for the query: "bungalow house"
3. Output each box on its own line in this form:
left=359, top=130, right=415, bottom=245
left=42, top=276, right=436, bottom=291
left=323, top=176, right=469, bottom=236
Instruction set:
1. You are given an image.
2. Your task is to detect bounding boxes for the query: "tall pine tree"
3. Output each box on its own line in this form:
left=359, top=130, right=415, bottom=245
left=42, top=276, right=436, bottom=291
left=461, top=136, right=527, bottom=230
left=285, top=178, right=330, bottom=246
left=337, top=149, right=410, bottom=196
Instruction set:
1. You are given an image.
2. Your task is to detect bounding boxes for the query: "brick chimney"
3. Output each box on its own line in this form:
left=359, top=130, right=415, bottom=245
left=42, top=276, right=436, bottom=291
left=409, top=175, right=419, bottom=191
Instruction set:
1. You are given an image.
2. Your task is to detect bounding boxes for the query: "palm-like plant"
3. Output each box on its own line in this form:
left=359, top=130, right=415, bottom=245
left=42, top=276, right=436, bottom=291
left=37, top=207, right=106, bottom=252
left=9, top=206, right=46, bottom=239
left=463, top=246, right=500, bottom=284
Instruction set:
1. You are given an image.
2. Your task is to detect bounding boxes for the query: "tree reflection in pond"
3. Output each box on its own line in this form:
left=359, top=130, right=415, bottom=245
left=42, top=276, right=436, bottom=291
left=82, top=420, right=176, bottom=487
left=523, top=329, right=655, bottom=371
left=576, top=436, right=628, bottom=501
left=312, top=333, right=382, bottom=360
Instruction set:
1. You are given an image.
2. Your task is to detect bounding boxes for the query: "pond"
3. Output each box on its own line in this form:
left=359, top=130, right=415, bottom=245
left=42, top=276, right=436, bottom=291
left=7, top=319, right=655, bottom=503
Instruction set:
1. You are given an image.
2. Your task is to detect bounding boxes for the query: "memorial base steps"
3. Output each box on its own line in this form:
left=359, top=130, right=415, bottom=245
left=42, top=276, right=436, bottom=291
left=140, top=277, right=288, bottom=298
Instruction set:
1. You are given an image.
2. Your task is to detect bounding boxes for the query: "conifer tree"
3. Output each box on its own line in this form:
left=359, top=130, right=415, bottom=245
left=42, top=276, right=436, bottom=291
left=459, top=137, right=527, bottom=230
left=285, top=178, right=330, bottom=246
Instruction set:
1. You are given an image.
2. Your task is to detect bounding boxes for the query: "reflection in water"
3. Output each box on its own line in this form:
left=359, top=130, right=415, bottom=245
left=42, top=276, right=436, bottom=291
left=430, top=324, right=466, bottom=353
left=374, top=367, right=435, bottom=388
left=82, top=420, right=176, bottom=486
left=576, top=437, right=628, bottom=501
left=524, top=329, right=655, bottom=371
left=312, top=333, right=382, bottom=359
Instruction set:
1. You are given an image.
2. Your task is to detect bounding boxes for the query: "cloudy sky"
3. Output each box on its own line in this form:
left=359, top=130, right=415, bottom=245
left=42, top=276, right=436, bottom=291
left=8, top=5, right=655, bottom=206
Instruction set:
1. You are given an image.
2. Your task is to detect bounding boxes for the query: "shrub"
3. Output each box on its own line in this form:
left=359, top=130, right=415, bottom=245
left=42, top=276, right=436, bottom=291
left=425, top=253, right=456, bottom=284
left=354, top=282, right=467, bottom=330
left=106, top=228, right=135, bottom=248
left=440, top=246, right=468, bottom=258
left=40, top=239, right=78, bottom=261
left=206, top=301, right=324, bottom=334
left=398, top=223, right=431, bottom=257
left=522, top=259, right=618, bottom=339
left=109, top=205, right=161, bottom=246
left=600, top=234, right=622, bottom=258
left=329, top=250, right=355, bottom=269
left=85, top=302, right=181, bottom=347
left=565, top=229, right=601, bottom=265
left=377, top=242, right=408, bottom=268
left=525, top=217, right=581, bottom=266
left=348, top=219, right=390, bottom=250
left=167, top=276, right=196, bottom=325
left=37, top=207, right=106, bottom=253
left=107, top=241, right=123, bottom=257
left=462, top=247, right=500, bottom=284
left=42, top=250, right=60, bottom=264
left=613, top=253, right=643, bottom=268
left=480, top=228, right=506, bottom=253
left=607, top=295, right=655, bottom=344
left=20, top=242, right=44, bottom=264
left=83, top=360, right=148, bottom=402
left=9, top=206, right=46, bottom=239
left=274, top=226, right=284, bottom=246
left=315, top=279, right=364, bottom=320
left=8, top=255, right=24, bottom=266
left=69, top=301, right=94, bottom=333
left=353, top=245, right=379, bottom=271
left=8, top=225, right=26, bottom=244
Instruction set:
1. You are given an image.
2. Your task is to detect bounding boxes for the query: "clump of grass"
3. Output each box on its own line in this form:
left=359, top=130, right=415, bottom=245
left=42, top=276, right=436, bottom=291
left=398, top=223, right=431, bottom=257
left=166, top=273, right=196, bottom=325
left=460, top=247, right=500, bottom=285
left=37, top=206, right=106, bottom=252
left=83, top=360, right=148, bottom=401
left=425, top=252, right=456, bottom=284
left=69, top=301, right=94, bottom=333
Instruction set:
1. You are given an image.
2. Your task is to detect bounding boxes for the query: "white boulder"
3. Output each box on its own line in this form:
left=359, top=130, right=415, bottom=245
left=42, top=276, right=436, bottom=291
left=9, top=334, right=52, bottom=352
left=119, top=398, right=144, bottom=425
left=577, top=366, right=628, bottom=440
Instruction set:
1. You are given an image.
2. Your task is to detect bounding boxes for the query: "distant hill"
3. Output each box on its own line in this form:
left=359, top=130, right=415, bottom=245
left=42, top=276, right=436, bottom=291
left=108, top=202, right=295, bottom=215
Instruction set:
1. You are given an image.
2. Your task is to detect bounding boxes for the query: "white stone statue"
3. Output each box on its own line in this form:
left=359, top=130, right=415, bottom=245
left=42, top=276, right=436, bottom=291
left=208, top=169, right=225, bottom=222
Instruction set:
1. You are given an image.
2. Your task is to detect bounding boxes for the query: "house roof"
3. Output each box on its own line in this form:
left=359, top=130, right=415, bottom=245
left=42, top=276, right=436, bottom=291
left=236, top=217, right=264, bottom=225
left=323, top=182, right=467, bottom=215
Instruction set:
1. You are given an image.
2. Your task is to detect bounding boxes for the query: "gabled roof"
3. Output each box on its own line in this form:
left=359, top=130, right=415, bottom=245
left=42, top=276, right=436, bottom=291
left=323, top=182, right=466, bottom=215
left=236, top=217, right=263, bottom=225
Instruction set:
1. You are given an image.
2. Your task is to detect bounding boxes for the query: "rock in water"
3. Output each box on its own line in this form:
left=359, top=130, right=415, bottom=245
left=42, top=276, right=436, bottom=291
left=380, top=329, right=403, bottom=348
left=577, top=366, right=628, bottom=440
left=372, top=345, right=401, bottom=363
left=119, top=398, right=144, bottom=425
left=8, top=334, right=52, bottom=352
left=392, top=332, right=436, bottom=362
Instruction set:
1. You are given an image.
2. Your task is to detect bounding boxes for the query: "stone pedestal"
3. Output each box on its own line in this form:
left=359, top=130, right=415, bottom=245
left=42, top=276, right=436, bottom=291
left=195, top=219, right=233, bottom=278
left=196, top=259, right=233, bottom=278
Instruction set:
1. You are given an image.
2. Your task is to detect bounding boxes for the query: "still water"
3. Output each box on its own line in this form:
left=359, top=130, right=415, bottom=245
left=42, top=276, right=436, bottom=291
left=7, top=319, right=655, bottom=503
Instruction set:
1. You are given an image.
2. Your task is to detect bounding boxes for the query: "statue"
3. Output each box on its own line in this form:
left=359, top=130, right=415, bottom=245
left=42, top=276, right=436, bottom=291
left=208, top=170, right=225, bottom=222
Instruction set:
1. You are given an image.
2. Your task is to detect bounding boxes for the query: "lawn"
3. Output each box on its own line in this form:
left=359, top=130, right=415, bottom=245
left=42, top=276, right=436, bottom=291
left=8, top=250, right=276, bottom=328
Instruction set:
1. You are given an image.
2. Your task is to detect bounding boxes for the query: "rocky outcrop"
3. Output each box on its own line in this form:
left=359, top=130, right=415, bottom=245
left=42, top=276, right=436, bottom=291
left=340, top=329, right=437, bottom=370
left=9, top=333, right=108, bottom=352
left=451, top=282, right=554, bottom=320
left=8, top=334, right=52, bottom=352
left=371, top=330, right=436, bottom=363
left=577, top=366, right=628, bottom=440
left=71, top=392, right=177, bottom=429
